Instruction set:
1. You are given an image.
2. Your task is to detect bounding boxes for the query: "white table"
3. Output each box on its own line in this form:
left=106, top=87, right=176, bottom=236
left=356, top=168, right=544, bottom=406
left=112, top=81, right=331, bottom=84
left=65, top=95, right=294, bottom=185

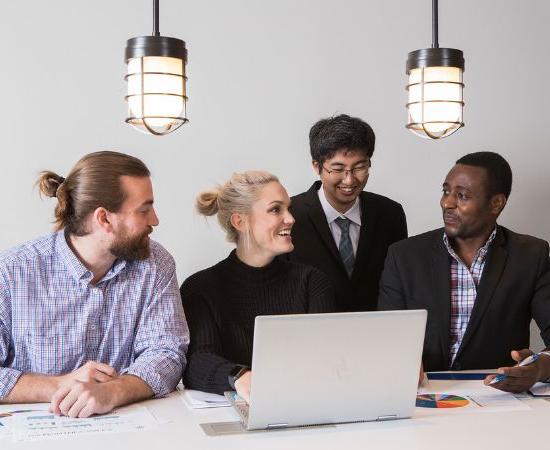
left=2, top=385, right=549, bottom=450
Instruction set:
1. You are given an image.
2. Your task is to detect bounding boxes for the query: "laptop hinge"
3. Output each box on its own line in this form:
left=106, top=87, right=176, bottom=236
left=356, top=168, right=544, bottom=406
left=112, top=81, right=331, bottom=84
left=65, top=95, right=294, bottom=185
left=267, top=423, right=288, bottom=429
left=376, top=415, right=398, bottom=421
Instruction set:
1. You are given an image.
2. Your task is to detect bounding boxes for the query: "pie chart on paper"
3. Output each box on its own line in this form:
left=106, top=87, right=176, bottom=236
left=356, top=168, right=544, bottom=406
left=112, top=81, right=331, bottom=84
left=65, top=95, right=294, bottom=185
left=416, top=393, right=469, bottom=408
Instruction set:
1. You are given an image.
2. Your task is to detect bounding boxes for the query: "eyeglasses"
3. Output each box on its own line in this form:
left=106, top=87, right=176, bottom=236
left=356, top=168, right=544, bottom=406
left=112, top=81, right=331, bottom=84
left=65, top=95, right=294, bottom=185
left=321, top=163, right=370, bottom=179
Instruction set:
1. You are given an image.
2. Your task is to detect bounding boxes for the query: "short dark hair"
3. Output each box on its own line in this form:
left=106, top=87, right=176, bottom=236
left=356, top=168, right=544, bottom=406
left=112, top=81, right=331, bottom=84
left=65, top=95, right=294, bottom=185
left=456, top=151, right=512, bottom=199
left=309, top=114, right=375, bottom=165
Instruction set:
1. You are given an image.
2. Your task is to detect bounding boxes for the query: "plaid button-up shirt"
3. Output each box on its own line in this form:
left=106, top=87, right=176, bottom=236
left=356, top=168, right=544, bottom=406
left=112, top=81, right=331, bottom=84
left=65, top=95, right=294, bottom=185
left=0, top=231, right=189, bottom=399
left=443, top=228, right=496, bottom=365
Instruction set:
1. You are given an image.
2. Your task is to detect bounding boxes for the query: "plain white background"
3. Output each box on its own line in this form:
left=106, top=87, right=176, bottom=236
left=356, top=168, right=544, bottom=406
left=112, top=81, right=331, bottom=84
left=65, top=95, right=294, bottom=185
left=0, top=1, right=548, bottom=348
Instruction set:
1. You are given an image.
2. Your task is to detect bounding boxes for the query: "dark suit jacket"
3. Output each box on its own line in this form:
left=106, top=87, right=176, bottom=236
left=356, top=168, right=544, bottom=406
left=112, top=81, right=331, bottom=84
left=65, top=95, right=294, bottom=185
left=288, top=181, right=407, bottom=312
left=379, top=226, right=550, bottom=371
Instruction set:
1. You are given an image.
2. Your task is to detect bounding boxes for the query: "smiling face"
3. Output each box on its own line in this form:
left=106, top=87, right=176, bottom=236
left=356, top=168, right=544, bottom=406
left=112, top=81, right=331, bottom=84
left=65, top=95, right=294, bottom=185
left=313, top=149, right=370, bottom=214
left=108, top=176, right=159, bottom=260
left=440, top=164, right=504, bottom=239
left=243, top=181, right=295, bottom=258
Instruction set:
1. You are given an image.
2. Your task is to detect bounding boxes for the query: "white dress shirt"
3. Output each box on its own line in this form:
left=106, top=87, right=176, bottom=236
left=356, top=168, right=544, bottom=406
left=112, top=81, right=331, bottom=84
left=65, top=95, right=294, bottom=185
left=318, top=186, right=362, bottom=256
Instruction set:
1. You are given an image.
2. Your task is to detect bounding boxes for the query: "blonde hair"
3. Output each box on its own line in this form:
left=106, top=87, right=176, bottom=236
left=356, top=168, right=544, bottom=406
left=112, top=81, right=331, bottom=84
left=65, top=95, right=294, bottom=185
left=36, top=151, right=150, bottom=235
left=196, top=170, right=279, bottom=243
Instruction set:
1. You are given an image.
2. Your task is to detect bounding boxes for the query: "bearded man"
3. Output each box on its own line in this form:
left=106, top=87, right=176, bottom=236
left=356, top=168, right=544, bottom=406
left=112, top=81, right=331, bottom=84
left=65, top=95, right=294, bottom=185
left=0, top=151, right=189, bottom=417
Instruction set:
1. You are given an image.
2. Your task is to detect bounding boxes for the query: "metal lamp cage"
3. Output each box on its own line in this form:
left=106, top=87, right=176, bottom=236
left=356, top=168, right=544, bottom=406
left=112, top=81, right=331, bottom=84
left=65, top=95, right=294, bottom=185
left=406, top=48, right=465, bottom=140
left=125, top=36, right=188, bottom=136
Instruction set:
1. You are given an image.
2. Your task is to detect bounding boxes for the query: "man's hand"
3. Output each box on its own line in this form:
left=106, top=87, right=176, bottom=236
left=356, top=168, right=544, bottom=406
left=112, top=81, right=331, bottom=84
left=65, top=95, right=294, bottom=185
left=50, top=380, right=116, bottom=418
left=1, top=362, right=118, bottom=404
left=484, top=349, right=550, bottom=393
left=235, top=370, right=252, bottom=404
left=50, top=374, right=153, bottom=418
left=49, top=362, right=119, bottom=418
left=56, top=361, right=117, bottom=388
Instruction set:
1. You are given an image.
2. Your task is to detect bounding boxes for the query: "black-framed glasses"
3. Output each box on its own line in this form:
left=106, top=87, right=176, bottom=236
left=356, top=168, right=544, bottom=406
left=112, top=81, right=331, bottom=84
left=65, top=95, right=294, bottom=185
left=321, top=162, right=370, bottom=178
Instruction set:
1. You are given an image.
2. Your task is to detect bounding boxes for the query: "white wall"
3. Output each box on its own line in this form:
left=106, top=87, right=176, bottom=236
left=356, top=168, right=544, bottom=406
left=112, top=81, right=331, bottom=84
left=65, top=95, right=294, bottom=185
left=0, top=0, right=548, bottom=348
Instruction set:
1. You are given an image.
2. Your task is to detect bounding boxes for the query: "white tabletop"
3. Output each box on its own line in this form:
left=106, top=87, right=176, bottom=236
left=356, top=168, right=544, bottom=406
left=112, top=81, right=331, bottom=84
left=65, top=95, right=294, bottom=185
left=2, top=385, right=549, bottom=450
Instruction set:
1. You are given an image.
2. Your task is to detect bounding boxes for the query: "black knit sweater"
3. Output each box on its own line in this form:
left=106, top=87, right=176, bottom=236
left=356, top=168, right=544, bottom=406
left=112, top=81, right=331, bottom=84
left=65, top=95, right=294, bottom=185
left=180, top=250, right=336, bottom=394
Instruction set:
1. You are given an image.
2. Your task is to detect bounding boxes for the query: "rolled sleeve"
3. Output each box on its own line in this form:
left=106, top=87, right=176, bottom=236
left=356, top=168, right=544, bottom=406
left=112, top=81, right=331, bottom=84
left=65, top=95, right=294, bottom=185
left=124, top=253, right=189, bottom=397
left=0, top=367, right=22, bottom=399
left=0, top=269, right=22, bottom=399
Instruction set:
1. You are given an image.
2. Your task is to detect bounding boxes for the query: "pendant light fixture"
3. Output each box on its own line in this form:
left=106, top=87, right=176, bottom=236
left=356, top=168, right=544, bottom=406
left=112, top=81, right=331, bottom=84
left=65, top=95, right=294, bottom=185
left=406, top=0, right=464, bottom=139
left=125, top=0, right=188, bottom=136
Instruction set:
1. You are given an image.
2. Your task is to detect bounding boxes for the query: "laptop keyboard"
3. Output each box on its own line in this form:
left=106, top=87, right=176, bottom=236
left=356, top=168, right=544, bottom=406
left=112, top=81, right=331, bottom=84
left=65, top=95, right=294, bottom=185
left=235, top=401, right=249, bottom=421
left=224, top=391, right=249, bottom=424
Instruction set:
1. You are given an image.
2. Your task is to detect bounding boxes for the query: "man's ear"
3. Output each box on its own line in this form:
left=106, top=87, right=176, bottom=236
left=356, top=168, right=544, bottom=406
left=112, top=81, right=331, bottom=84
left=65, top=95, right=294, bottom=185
left=491, top=194, right=507, bottom=216
left=93, top=207, right=114, bottom=233
left=230, top=212, right=247, bottom=233
left=311, top=160, right=321, bottom=175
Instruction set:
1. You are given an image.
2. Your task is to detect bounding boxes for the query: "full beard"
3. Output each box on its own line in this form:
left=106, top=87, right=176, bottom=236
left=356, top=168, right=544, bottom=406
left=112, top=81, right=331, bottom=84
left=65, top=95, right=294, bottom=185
left=109, top=228, right=152, bottom=261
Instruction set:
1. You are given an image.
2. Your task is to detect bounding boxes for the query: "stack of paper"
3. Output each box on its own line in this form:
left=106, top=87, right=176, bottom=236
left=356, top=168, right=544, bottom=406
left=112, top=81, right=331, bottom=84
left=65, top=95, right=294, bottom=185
left=529, top=382, right=550, bottom=397
left=179, top=389, right=231, bottom=409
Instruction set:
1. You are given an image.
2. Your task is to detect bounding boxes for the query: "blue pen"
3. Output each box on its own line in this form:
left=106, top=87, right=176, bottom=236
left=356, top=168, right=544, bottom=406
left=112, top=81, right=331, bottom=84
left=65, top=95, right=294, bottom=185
left=489, top=353, right=541, bottom=385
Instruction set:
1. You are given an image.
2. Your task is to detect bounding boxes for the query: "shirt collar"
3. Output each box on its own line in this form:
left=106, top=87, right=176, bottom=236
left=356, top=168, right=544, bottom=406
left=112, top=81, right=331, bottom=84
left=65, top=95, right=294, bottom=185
left=317, top=184, right=362, bottom=226
left=55, top=230, right=127, bottom=285
left=443, top=227, right=497, bottom=263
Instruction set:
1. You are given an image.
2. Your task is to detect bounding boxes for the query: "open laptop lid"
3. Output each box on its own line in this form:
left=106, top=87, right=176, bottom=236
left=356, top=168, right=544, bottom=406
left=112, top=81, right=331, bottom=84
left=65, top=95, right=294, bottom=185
left=247, top=310, right=427, bottom=430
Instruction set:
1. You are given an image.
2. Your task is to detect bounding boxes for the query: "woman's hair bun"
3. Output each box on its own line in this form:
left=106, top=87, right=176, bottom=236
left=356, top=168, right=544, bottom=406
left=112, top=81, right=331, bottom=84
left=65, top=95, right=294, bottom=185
left=196, top=189, right=220, bottom=216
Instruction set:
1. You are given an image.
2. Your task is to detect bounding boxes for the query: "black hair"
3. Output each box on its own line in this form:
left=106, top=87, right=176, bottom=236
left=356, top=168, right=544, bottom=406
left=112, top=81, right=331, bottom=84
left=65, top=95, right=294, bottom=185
left=456, top=151, right=512, bottom=199
left=309, top=114, right=375, bottom=166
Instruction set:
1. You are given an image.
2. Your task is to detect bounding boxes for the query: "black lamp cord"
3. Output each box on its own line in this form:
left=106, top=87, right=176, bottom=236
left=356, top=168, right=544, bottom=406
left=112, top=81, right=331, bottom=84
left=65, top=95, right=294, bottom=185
left=432, top=0, right=439, bottom=48
left=153, top=0, right=160, bottom=37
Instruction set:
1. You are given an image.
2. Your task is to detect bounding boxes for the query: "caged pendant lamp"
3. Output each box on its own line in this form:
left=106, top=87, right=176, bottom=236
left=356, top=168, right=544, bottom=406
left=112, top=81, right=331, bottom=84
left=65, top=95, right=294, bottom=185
left=406, top=0, right=464, bottom=139
left=125, top=0, right=188, bottom=136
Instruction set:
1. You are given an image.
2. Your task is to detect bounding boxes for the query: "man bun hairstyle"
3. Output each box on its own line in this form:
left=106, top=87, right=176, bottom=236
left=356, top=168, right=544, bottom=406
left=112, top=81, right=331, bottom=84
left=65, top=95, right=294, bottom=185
left=37, top=151, right=150, bottom=236
left=456, top=151, right=513, bottom=199
left=196, top=171, right=279, bottom=243
left=37, top=172, right=66, bottom=198
left=309, top=114, right=376, bottom=167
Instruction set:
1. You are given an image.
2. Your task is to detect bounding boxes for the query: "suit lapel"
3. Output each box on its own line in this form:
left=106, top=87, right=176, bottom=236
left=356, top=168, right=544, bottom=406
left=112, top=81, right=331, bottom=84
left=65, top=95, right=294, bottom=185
left=351, top=193, right=377, bottom=281
left=456, top=227, right=507, bottom=359
left=303, top=182, right=343, bottom=267
left=430, top=234, right=452, bottom=367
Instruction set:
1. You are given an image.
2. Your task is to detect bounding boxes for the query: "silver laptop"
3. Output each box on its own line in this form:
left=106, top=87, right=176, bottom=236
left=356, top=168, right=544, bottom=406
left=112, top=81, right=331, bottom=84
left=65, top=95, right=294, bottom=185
left=225, top=309, right=427, bottom=430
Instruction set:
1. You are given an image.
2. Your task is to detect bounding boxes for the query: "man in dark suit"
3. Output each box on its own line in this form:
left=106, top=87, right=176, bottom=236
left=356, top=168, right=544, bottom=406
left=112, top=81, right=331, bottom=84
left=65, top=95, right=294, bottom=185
left=379, top=151, right=550, bottom=393
left=289, top=114, right=407, bottom=312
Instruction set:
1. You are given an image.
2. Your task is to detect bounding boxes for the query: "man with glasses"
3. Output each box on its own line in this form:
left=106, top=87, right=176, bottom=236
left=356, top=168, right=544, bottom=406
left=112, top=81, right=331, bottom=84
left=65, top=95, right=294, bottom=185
left=288, top=114, right=407, bottom=311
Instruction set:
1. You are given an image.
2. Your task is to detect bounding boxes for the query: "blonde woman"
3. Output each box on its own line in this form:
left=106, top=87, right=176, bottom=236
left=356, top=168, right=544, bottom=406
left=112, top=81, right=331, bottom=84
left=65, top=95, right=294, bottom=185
left=181, top=171, right=335, bottom=402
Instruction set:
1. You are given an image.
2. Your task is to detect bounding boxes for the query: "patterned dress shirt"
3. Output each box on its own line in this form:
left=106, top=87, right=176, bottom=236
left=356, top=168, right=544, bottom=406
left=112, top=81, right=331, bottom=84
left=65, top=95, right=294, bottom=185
left=0, top=231, right=189, bottom=399
left=443, top=228, right=497, bottom=365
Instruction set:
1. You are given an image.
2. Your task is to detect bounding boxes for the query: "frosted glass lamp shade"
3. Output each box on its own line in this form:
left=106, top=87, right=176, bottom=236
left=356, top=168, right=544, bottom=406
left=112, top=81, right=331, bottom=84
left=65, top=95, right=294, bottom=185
left=125, top=36, right=188, bottom=136
left=406, top=48, right=464, bottom=140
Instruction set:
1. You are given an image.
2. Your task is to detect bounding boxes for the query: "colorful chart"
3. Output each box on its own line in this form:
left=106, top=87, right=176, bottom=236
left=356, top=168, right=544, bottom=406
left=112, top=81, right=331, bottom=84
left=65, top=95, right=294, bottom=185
left=0, top=409, right=38, bottom=427
left=0, top=410, right=36, bottom=419
left=416, top=393, right=469, bottom=408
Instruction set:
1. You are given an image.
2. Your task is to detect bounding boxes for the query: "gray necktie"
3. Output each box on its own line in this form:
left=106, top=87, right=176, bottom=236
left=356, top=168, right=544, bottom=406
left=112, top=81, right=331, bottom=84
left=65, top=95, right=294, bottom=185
left=335, top=217, right=354, bottom=278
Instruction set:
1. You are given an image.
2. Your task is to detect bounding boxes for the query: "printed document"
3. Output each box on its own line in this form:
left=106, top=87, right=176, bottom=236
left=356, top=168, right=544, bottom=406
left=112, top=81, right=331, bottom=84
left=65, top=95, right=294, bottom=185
left=9, top=404, right=157, bottom=442
left=179, top=387, right=231, bottom=409
left=529, top=382, right=550, bottom=397
left=416, top=379, right=531, bottom=416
